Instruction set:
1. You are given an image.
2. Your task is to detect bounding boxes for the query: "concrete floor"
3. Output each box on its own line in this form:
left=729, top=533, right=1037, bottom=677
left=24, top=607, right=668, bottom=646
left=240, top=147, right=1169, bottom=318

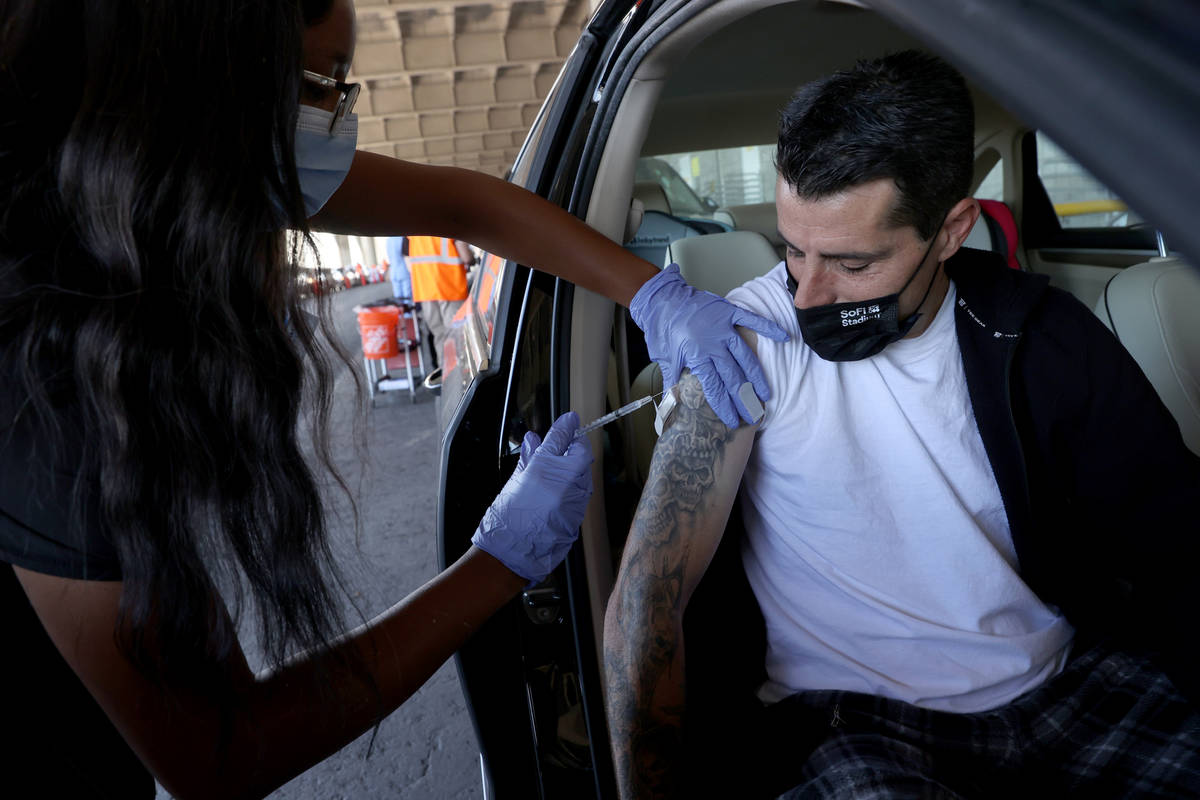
left=157, top=282, right=481, bottom=799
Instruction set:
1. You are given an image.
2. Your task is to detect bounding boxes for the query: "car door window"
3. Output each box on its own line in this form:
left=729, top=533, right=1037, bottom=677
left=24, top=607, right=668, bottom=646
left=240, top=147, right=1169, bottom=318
left=1035, top=131, right=1138, bottom=229
left=501, top=270, right=555, bottom=457
left=637, top=144, right=776, bottom=214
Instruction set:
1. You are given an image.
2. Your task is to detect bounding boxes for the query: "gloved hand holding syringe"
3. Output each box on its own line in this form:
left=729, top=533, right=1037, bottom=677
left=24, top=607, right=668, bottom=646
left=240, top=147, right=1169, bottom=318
left=575, top=381, right=764, bottom=438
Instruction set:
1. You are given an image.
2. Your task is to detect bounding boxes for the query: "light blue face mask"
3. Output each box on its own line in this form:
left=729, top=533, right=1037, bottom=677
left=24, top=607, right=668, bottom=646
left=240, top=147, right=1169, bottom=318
left=294, top=104, right=358, bottom=217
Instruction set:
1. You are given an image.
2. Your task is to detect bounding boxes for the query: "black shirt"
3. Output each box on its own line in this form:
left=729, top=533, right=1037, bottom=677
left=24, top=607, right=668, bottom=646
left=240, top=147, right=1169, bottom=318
left=0, top=378, right=155, bottom=798
left=947, top=249, right=1200, bottom=702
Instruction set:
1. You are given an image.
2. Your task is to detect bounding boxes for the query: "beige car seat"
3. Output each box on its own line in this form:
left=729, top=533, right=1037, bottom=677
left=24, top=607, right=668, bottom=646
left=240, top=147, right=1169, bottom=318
left=629, top=231, right=781, bottom=483
left=713, top=203, right=786, bottom=260
left=633, top=181, right=672, bottom=214
left=1093, top=256, right=1200, bottom=455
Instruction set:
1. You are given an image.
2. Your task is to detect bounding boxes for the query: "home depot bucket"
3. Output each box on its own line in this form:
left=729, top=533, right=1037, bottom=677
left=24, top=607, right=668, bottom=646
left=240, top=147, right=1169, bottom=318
left=356, top=305, right=402, bottom=358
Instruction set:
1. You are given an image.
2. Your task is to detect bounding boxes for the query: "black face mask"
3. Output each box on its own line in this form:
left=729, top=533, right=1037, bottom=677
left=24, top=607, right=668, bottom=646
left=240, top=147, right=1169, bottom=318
left=785, top=227, right=943, bottom=362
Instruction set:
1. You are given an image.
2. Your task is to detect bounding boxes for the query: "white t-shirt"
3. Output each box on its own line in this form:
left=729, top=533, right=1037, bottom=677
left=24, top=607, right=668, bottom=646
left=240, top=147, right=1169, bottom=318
left=726, top=263, right=1073, bottom=713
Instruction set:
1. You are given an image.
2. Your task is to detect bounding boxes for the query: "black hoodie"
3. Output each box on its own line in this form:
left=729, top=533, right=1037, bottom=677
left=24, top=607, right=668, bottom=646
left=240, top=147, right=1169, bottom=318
left=949, top=248, right=1200, bottom=702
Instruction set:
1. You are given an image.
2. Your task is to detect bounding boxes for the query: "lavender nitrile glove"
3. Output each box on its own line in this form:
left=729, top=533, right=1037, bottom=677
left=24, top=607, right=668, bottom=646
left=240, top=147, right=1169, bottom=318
left=471, top=412, right=594, bottom=585
left=629, top=264, right=788, bottom=428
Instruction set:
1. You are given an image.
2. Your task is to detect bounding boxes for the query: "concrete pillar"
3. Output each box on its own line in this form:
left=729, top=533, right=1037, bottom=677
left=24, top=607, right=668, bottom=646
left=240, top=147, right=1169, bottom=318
left=361, top=236, right=379, bottom=267
left=336, top=235, right=353, bottom=269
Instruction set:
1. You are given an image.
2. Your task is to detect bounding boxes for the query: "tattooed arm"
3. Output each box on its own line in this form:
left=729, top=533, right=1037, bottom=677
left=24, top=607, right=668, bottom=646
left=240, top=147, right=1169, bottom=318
left=603, top=362, right=758, bottom=800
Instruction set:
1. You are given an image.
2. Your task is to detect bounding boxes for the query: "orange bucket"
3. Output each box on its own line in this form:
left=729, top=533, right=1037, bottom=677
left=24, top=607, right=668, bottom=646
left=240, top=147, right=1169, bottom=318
left=356, top=306, right=402, bottom=358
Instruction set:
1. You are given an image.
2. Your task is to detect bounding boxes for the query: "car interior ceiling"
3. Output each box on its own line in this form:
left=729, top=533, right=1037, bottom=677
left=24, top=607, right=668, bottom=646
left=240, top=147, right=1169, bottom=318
left=572, top=0, right=1200, bottom=667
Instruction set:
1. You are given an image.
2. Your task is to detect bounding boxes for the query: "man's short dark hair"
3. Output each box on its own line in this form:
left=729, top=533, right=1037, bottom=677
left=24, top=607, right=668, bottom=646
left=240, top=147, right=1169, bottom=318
left=776, top=50, right=974, bottom=241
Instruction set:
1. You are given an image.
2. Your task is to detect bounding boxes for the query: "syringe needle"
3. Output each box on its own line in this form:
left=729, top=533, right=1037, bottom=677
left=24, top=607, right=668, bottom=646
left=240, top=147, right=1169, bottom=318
left=575, top=392, right=662, bottom=436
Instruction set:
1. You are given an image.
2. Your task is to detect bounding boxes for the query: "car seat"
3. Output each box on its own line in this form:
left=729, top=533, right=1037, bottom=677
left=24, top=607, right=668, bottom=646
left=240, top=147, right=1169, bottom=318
left=625, top=182, right=729, bottom=268
left=633, top=180, right=671, bottom=214
left=617, top=231, right=782, bottom=797
left=628, top=230, right=781, bottom=483
left=1094, top=255, right=1200, bottom=455
left=713, top=202, right=787, bottom=260
left=963, top=199, right=1021, bottom=270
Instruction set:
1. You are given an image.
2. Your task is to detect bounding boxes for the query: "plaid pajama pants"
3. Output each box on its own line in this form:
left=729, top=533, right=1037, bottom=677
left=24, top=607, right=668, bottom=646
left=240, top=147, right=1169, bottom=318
left=770, top=643, right=1200, bottom=799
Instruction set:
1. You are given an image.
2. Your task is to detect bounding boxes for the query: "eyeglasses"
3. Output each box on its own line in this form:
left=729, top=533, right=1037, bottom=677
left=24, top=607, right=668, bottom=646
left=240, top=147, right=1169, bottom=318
left=302, top=69, right=361, bottom=134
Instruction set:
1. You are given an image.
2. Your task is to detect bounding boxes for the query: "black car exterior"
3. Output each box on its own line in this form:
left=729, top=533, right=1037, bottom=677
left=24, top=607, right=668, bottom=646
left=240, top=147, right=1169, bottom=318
left=435, top=1, right=1200, bottom=798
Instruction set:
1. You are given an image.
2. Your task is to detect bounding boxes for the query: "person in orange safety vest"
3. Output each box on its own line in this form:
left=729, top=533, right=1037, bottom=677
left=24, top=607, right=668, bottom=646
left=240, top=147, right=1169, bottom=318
left=403, top=235, right=474, bottom=366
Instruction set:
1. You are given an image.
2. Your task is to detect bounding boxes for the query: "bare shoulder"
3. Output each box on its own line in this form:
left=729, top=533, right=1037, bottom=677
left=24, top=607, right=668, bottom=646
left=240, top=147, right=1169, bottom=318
left=736, top=325, right=758, bottom=352
left=668, top=370, right=724, bottom=425
left=659, top=369, right=758, bottom=449
left=13, top=565, right=123, bottom=638
left=642, top=371, right=757, bottom=525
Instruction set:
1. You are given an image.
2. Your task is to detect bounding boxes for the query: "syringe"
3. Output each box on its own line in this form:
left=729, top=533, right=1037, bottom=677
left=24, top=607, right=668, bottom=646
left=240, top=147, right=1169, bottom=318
left=575, top=391, right=663, bottom=437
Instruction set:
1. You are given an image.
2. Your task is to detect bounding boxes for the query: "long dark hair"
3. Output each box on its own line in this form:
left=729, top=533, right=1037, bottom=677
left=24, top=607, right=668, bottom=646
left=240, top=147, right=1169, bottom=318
left=0, top=0, right=355, bottom=693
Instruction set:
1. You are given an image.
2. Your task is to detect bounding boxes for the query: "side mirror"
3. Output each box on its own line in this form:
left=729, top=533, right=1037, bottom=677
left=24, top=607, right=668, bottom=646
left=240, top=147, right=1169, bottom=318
left=702, top=196, right=719, bottom=211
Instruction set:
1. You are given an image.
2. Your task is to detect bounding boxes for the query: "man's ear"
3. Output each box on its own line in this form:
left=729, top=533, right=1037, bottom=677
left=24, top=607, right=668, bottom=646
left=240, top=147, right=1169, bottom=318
left=937, top=197, right=980, bottom=263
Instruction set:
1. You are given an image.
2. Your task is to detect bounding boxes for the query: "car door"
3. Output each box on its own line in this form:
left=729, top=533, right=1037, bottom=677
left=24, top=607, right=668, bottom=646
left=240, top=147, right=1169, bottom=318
left=441, top=0, right=1200, bottom=797
left=435, top=0, right=654, bottom=796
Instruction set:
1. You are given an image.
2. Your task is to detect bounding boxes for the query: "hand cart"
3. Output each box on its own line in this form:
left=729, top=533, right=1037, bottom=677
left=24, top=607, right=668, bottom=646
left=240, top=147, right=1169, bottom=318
left=355, top=300, right=426, bottom=403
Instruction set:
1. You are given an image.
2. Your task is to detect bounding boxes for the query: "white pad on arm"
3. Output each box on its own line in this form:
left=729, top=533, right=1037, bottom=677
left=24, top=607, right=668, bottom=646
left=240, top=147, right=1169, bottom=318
left=654, top=381, right=762, bottom=436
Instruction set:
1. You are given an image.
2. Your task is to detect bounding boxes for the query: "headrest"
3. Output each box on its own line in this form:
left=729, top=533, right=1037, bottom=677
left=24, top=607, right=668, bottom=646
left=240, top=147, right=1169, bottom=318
left=962, top=199, right=1020, bottom=269
left=978, top=199, right=1020, bottom=270
left=1096, top=256, right=1200, bottom=454
left=624, top=198, right=645, bottom=244
left=713, top=203, right=782, bottom=250
left=633, top=182, right=671, bottom=214
left=667, top=230, right=780, bottom=298
left=963, top=214, right=995, bottom=251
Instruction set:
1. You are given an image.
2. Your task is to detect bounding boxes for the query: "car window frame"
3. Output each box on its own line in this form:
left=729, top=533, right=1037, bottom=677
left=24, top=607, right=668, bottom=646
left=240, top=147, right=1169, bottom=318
left=1019, top=132, right=1158, bottom=252
left=437, top=3, right=655, bottom=798
left=871, top=0, right=1200, bottom=261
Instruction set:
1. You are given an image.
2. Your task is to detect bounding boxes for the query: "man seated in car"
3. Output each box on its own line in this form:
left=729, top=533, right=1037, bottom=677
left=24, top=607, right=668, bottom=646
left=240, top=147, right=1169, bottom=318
left=603, top=50, right=1200, bottom=799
